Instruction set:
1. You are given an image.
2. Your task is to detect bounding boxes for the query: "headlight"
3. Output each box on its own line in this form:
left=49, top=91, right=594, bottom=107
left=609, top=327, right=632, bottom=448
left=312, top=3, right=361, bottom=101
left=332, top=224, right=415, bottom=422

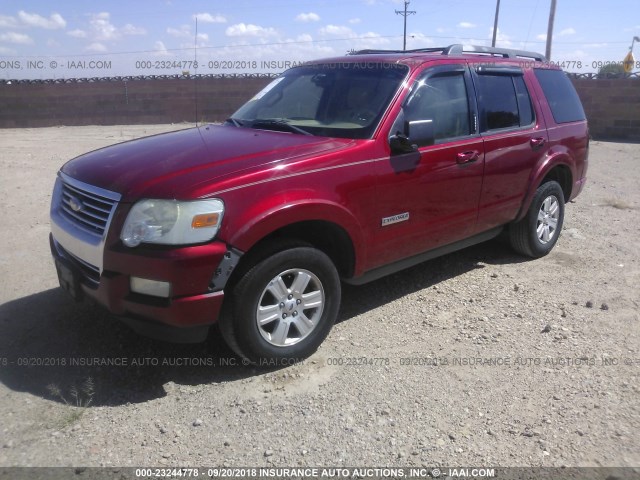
left=121, top=199, right=224, bottom=247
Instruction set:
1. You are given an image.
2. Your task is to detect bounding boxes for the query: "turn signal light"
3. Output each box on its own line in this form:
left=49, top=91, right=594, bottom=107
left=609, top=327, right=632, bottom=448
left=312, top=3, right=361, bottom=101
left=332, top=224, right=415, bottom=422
left=191, top=213, right=220, bottom=228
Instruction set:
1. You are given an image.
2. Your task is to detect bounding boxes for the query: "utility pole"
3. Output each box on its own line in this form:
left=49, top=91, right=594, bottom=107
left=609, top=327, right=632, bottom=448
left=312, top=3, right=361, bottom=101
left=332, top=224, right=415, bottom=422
left=545, top=0, right=557, bottom=60
left=491, top=0, right=501, bottom=47
left=395, top=0, right=416, bottom=51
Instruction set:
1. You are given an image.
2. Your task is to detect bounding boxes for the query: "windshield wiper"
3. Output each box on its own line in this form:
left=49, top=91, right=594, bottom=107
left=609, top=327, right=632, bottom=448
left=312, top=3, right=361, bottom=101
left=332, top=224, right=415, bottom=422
left=225, top=117, right=245, bottom=127
left=251, top=119, right=312, bottom=136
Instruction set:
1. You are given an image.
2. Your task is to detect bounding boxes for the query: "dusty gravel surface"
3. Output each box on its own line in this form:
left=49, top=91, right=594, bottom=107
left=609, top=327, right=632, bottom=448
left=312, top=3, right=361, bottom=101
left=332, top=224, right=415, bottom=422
left=0, top=125, right=638, bottom=469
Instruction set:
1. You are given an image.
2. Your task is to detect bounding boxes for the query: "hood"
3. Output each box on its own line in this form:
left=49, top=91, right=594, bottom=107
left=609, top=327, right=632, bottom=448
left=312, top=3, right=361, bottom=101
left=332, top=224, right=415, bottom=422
left=62, top=125, right=352, bottom=200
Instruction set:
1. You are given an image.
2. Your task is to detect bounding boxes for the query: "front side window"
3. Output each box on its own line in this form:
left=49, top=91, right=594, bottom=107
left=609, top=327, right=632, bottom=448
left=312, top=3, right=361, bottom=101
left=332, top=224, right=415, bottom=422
left=399, top=70, right=472, bottom=144
left=230, top=63, right=409, bottom=139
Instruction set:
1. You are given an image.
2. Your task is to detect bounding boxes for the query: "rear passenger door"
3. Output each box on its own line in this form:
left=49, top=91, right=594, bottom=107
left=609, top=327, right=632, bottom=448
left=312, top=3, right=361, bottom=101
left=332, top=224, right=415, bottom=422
left=471, top=65, right=549, bottom=232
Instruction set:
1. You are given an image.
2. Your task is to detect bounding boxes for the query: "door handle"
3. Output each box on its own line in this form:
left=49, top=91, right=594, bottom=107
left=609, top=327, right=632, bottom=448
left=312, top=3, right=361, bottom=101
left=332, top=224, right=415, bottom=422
left=530, top=137, right=546, bottom=149
left=456, top=150, right=480, bottom=164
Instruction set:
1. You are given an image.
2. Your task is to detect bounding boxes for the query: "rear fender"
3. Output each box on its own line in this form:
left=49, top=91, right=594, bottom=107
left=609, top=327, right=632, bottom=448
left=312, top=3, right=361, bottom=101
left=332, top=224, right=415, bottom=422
left=515, top=148, right=576, bottom=221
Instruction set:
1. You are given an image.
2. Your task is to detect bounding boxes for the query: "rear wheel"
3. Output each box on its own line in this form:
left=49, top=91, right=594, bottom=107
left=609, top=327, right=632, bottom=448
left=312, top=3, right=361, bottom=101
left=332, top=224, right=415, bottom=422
left=219, top=246, right=340, bottom=365
left=509, top=180, right=565, bottom=258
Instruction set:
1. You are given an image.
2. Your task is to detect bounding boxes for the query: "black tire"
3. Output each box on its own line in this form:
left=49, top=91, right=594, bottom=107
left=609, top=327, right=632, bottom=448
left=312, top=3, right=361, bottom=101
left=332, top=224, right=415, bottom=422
left=509, top=180, right=565, bottom=258
left=219, top=246, right=341, bottom=366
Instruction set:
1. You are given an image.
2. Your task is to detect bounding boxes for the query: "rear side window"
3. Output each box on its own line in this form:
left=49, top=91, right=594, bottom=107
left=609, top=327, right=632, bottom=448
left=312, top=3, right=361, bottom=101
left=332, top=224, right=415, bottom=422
left=514, top=76, right=534, bottom=126
left=534, top=69, right=586, bottom=124
left=476, top=73, right=534, bottom=131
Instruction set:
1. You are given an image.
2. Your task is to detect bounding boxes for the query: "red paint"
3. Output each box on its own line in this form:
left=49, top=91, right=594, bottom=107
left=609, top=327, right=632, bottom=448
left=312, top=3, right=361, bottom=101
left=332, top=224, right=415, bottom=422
left=52, top=51, right=588, bottom=335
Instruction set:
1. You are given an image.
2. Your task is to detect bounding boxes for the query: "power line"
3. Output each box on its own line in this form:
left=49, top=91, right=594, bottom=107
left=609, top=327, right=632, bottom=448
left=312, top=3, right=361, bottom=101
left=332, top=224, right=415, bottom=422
left=523, top=0, right=542, bottom=49
left=395, top=1, right=416, bottom=51
left=1, top=34, right=406, bottom=58
left=2, top=34, right=633, bottom=60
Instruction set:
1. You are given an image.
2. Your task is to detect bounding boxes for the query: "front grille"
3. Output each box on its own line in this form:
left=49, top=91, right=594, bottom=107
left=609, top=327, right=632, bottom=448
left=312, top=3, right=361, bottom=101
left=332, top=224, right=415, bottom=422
left=60, top=181, right=117, bottom=237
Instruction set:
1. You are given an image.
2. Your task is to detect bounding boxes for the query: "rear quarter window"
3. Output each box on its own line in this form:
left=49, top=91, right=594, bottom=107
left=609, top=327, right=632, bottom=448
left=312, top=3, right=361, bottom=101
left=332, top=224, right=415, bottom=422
left=534, top=68, right=586, bottom=124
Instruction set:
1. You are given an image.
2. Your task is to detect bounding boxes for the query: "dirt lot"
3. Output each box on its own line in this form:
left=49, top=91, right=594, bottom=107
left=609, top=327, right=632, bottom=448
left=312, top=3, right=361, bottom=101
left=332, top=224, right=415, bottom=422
left=0, top=125, right=638, bottom=469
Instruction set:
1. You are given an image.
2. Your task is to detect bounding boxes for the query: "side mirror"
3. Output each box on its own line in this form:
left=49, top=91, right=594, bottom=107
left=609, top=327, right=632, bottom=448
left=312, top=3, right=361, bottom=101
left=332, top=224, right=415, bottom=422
left=389, top=119, right=435, bottom=154
left=389, top=133, right=416, bottom=153
left=406, top=119, right=435, bottom=148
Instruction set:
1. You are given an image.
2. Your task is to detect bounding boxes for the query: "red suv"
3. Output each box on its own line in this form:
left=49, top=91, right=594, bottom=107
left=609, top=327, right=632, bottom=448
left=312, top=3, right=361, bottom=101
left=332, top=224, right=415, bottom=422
left=50, top=45, right=588, bottom=364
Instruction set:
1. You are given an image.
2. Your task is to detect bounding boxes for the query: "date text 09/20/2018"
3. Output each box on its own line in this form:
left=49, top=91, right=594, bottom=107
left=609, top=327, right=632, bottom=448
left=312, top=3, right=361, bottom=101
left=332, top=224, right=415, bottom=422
left=134, top=60, right=307, bottom=70
left=134, top=467, right=496, bottom=478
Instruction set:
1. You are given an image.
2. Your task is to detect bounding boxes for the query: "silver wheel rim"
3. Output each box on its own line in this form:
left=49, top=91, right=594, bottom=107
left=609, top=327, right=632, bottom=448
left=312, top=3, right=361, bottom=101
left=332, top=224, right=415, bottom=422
left=256, top=268, right=325, bottom=347
left=537, top=194, right=560, bottom=244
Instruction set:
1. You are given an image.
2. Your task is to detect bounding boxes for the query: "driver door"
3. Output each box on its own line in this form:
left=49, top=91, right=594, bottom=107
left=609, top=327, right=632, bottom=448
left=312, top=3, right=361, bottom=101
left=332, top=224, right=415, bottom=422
left=371, top=64, right=485, bottom=268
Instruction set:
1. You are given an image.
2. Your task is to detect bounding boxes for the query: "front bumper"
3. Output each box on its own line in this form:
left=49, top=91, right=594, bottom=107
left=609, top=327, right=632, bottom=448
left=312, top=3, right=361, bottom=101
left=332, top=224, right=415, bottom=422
left=50, top=234, right=229, bottom=343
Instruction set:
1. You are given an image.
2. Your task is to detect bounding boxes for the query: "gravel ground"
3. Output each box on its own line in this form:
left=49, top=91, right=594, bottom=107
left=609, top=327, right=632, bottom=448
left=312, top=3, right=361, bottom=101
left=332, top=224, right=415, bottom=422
left=0, top=125, right=638, bottom=469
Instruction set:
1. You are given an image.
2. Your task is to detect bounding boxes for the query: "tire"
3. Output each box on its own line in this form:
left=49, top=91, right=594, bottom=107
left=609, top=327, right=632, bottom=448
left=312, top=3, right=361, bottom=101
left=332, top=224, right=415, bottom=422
left=219, top=246, right=341, bottom=365
left=509, top=180, right=565, bottom=258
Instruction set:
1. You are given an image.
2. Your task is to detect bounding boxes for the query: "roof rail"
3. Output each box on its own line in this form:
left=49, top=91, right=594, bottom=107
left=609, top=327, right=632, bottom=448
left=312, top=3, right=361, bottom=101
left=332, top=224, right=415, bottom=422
left=443, top=44, right=547, bottom=61
left=351, top=47, right=446, bottom=55
left=351, top=44, right=547, bottom=62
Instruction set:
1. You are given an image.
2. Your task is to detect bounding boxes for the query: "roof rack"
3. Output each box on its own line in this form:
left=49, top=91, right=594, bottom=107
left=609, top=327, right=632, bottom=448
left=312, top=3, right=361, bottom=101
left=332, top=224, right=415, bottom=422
left=351, top=47, right=444, bottom=55
left=351, top=44, right=547, bottom=62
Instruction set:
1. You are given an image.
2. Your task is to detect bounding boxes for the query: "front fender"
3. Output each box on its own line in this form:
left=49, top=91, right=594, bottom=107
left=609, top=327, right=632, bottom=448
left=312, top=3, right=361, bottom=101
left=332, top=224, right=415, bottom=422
left=222, top=191, right=368, bottom=276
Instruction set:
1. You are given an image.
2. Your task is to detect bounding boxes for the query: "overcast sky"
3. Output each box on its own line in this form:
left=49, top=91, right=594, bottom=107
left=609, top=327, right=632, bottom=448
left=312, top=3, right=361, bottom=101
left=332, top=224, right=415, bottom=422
left=1, top=0, right=638, bottom=79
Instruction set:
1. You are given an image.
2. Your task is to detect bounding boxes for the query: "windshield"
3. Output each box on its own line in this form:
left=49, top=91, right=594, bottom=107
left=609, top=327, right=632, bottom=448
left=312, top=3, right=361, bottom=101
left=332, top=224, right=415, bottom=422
left=230, top=63, right=409, bottom=139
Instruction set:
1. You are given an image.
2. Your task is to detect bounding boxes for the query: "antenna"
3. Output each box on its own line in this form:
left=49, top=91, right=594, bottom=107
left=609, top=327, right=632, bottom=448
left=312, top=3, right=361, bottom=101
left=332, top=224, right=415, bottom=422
left=194, top=16, right=199, bottom=126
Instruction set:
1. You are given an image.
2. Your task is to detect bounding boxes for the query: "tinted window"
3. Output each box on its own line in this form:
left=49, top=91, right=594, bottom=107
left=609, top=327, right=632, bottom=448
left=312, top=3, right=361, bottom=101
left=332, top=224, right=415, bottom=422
left=476, top=73, right=536, bottom=130
left=534, top=68, right=586, bottom=123
left=477, top=74, right=520, bottom=130
left=404, top=73, right=471, bottom=142
left=514, top=76, right=534, bottom=126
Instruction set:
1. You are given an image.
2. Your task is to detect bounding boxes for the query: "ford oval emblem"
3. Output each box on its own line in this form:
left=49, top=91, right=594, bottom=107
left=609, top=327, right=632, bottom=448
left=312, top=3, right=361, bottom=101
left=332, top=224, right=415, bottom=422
left=68, top=195, right=83, bottom=212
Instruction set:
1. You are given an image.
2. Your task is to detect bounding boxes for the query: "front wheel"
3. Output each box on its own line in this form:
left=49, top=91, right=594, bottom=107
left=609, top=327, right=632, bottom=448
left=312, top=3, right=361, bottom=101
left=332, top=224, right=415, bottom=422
left=509, top=181, right=565, bottom=258
left=220, top=246, right=341, bottom=365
